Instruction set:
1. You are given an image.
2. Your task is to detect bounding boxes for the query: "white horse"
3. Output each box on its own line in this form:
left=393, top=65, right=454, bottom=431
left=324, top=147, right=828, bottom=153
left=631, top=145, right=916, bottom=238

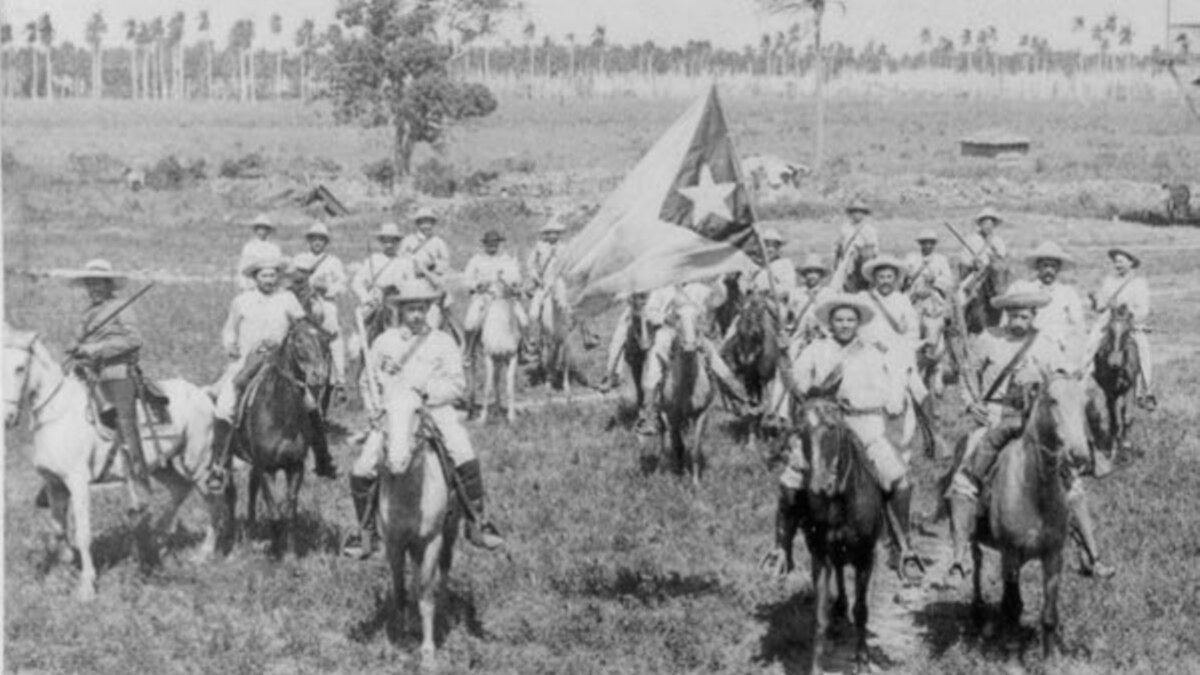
left=477, top=283, right=523, bottom=424
left=377, top=391, right=460, bottom=667
left=3, top=329, right=221, bottom=601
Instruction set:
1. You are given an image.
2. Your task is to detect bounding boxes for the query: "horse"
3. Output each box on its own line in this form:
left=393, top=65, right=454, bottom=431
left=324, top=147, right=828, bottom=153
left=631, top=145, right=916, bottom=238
left=377, top=392, right=461, bottom=667
left=2, top=329, right=220, bottom=601
left=959, top=372, right=1092, bottom=662
left=471, top=282, right=523, bottom=424
left=621, top=306, right=653, bottom=409
left=533, top=277, right=576, bottom=393
left=711, top=272, right=743, bottom=338
left=914, top=292, right=951, bottom=398
left=232, top=319, right=331, bottom=557
left=961, top=263, right=1009, bottom=336
left=721, top=292, right=782, bottom=444
left=656, top=299, right=716, bottom=485
left=790, top=396, right=886, bottom=675
left=1092, top=305, right=1141, bottom=455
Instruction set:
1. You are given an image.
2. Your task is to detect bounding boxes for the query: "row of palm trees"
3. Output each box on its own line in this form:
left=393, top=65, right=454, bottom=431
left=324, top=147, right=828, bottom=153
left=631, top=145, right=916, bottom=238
left=0, top=10, right=1175, bottom=101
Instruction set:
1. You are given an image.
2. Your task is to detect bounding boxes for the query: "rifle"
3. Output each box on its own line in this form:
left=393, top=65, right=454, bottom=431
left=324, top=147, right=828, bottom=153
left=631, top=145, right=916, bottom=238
left=355, top=306, right=381, bottom=414
left=66, top=282, right=155, bottom=363
left=942, top=221, right=993, bottom=300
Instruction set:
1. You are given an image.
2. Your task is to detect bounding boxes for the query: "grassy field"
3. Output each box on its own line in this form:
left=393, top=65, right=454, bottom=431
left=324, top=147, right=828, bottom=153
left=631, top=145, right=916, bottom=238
left=5, top=95, right=1200, bottom=674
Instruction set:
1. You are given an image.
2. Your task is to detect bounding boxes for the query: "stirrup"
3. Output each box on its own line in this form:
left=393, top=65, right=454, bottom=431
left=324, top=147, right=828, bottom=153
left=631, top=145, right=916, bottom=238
left=1136, top=394, right=1157, bottom=411
left=467, top=520, right=505, bottom=550
left=205, top=466, right=229, bottom=493
left=897, top=550, right=926, bottom=582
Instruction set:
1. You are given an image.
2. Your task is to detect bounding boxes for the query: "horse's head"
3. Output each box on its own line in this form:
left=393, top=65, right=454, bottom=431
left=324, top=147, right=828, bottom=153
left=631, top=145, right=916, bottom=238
left=1029, top=370, right=1091, bottom=468
left=3, top=330, right=52, bottom=429
left=1101, top=305, right=1135, bottom=371
left=674, top=300, right=705, bottom=352
left=796, top=397, right=852, bottom=496
left=281, top=319, right=331, bottom=393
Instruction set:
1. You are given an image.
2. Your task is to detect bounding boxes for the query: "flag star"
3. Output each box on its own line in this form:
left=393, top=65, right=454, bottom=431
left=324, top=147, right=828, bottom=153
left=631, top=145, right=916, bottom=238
left=678, top=164, right=737, bottom=224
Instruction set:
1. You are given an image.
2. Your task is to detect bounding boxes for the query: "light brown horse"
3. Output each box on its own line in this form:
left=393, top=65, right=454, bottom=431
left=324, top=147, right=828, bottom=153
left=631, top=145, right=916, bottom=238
left=966, top=372, right=1092, bottom=661
left=656, top=300, right=716, bottom=485
left=1092, top=305, right=1141, bottom=454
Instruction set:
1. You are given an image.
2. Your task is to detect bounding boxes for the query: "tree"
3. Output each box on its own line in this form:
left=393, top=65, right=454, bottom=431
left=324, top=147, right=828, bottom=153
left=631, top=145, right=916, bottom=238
left=592, top=24, right=606, bottom=76
left=326, top=0, right=508, bottom=187
left=197, top=10, right=212, bottom=99
left=758, top=0, right=832, bottom=172
left=86, top=11, right=106, bottom=98
left=566, top=32, right=576, bottom=78
left=295, top=19, right=315, bottom=99
left=38, top=13, right=54, bottom=100
left=1, top=23, right=12, bottom=97
left=522, top=20, right=535, bottom=77
left=167, top=12, right=184, bottom=99
left=229, top=20, right=253, bottom=102
left=25, top=21, right=37, bottom=98
left=124, top=19, right=138, bottom=99
left=270, top=13, right=283, bottom=98
left=148, top=16, right=165, bottom=99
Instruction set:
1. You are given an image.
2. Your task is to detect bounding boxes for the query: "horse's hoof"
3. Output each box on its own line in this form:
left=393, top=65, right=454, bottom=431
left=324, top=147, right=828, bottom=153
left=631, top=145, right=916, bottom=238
left=76, top=582, right=97, bottom=602
left=419, top=645, right=438, bottom=672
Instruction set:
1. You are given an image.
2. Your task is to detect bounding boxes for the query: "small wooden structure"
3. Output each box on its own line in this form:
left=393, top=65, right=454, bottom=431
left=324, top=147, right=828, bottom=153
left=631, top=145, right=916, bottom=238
left=959, top=129, right=1031, bottom=158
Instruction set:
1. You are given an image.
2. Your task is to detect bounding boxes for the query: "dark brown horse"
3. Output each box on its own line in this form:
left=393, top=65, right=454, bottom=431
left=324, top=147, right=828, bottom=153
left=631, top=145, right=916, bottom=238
left=962, top=373, right=1091, bottom=662
left=722, top=292, right=782, bottom=445
left=621, top=306, right=652, bottom=409
left=788, top=397, right=886, bottom=675
left=1092, top=305, right=1141, bottom=454
left=962, top=264, right=1009, bottom=335
left=233, top=319, right=330, bottom=556
left=712, top=272, right=743, bottom=338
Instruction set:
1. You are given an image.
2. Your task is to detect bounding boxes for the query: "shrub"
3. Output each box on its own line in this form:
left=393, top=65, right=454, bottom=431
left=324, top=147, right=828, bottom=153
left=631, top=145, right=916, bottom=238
left=413, top=157, right=457, bottom=198
left=361, top=158, right=395, bottom=189
left=219, top=152, right=267, bottom=179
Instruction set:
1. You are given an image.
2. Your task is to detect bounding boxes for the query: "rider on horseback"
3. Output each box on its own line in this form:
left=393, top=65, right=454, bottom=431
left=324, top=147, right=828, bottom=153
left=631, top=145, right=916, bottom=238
left=1084, top=247, right=1155, bottom=409
left=767, top=293, right=925, bottom=581
left=635, top=280, right=751, bottom=436
left=1009, top=241, right=1088, bottom=367
left=210, top=255, right=337, bottom=481
left=235, top=214, right=283, bottom=292
left=462, top=230, right=528, bottom=364
left=957, top=208, right=1008, bottom=279
left=290, top=253, right=342, bottom=478
left=303, top=222, right=348, bottom=388
left=526, top=215, right=602, bottom=352
left=400, top=207, right=455, bottom=332
left=742, top=227, right=796, bottom=305
left=788, top=254, right=835, bottom=348
left=833, top=198, right=879, bottom=293
left=598, top=285, right=675, bottom=392
left=348, top=279, right=505, bottom=556
left=351, top=222, right=418, bottom=345
left=945, top=290, right=1116, bottom=581
left=904, top=229, right=955, bottom=301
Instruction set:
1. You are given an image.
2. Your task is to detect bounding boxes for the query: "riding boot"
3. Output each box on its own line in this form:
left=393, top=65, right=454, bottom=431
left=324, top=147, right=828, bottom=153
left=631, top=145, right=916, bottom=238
left=308, top=410, right=339, bottom=479
left=454, top=460, right=505, bottom=550
left=205, top=418, right=235, bottom=493
left=344, top=475, right=378, bottom=559
left=944, top=494, right=978, bottom=584
left=884, top=485, right=924, bottom=581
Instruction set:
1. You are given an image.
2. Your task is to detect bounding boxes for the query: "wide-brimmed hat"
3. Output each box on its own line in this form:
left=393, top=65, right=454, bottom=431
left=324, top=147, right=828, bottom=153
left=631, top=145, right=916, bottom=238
left=845, top=197, right=871, bottom=215
left=481, top=229, right=505, bottom=243
left=863, top=255, right=907, bottom=279
left=412, top=206, right=438, bottom=223
left=540, top=214, right=567, bottom=234
left=1107, top=247, right=1141, bottom=269
left=242, top=255, right=288, bottom=279
left=66, top=259, right=128, bottom=287
left=796, top=253, right=829, bottom=276
left=248, top=214, right=275, bottom=230
left=291, top=252, right=318, bottom=273
left=305, top=222, right=331, bottom=240
left=761, top=227, right=785, bottom=245
left=814, top=293, right=875, bottom=325
left=916, top=228, right=939, bottom=242
left=376, top=222, right=403, bottom=240
left=974, top=207, right=1003, bottom=225
left=1026, top=241, right=1074, bottom=269
left=991, top=290, right=1051, bottom=311
left=385, top=279, right=441, bottom=304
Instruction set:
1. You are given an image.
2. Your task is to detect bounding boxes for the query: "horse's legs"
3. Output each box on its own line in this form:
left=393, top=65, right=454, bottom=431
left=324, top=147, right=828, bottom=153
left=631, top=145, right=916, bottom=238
left=247, top=470, right=262, bottom=533
left=480, top=355, right=494, bottom=424
left=690, top=412, right=708, bottom=486
left=999, top=553, right=1024, bottom=649
left=832, top=564, right=849, bottom=624
left=39, top=474, right=71, bottom=557
left=971, top=540, right=986, bottom=622
left=417, top=535, right=444, bottom=666
left=505, top=355, right=518, bottom=424
left=66, top=474, right=97, bottom=601
left=284, top=468, right=304, bottom=558
left=853, top=556, right=875, bottom=673
left=1041, top=548, right=1064, bottom=661
left=809, top=560, right=832, bottom=675
left=151, top=467, right=194, bottom=540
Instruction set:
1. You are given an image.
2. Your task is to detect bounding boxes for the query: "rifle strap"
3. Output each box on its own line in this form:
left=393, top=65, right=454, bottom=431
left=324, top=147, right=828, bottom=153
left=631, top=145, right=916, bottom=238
left=1102, top=275, right=1136, bottom=312
left=981, top=329, right=1041, bottom=403
left=866, top=291, right=905, bottom=335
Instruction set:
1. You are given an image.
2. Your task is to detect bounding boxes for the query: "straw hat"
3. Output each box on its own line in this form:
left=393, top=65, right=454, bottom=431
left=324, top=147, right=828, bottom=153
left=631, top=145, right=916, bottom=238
left=761, top=227, right=785, bottom=245
left=862, top=254, right=907, bottom=279
left=845, top=197, right=871, bottom=215
left=1026, top=241, right=1075, bottom=269
left=66, top=259, right=128, bottom=287
left=974, top=207, right=1003, bottom=225
left=385, top=279, right=441, bottom=304
left=814, top=293, right=875, bottom=325
left=376, top=222, right=403, bottom=240
left=796, top=253, right=829, bottom=276
left=991, top=290, right=1051, bottom=311
left=1107, top=247, right=1141, bottom=269
left=248, top=214, right=275, bottom=230
left=916, top=228, right=939, bottom=242
left=291, top=252, right=318, bottom=273
left=412, top=206, right=438, bottom=223
left=305, top=222, right=331, bottom=240
left=241, top=255, right=287, bottom=279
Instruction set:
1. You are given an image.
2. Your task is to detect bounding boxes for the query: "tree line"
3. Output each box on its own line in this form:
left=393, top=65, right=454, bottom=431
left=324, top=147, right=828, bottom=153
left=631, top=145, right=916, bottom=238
left=0, top=9, right=1176, bottom=101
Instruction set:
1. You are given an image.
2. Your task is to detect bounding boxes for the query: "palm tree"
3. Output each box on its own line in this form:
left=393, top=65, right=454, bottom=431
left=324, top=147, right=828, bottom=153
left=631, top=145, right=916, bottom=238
left=1, top=23, right=12, bottom=98
left=591, top=24, right=606, bottom=76
left=919, top=27, right=932, bottom=68
left=760, top=0, right=832, bottom=172
left=24, top=21, right=37, bottom=98
left=294, top=19, right=315, bottom=99
left=245, top=19, right=257, bottom=102
left=566, top=32, right=576, bottom=79
left=148, top=16, right=165, bottom=99
left=270, top=14, right=283, bottom=98
left=521, top=21, right=535, bottom=78
left=85, top=12, right=106, bottom=98
left=37, top=13, right=54, bottom=100
left=123, top=19, right=138, bottom=99
left=167, top=12, right=184, bottom=99
left=197, top=11, right=212, bottom=99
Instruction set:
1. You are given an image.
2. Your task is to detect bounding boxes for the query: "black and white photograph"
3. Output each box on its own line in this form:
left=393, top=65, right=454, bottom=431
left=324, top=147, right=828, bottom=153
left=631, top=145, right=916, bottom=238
left=3, top=0, right=1199, bottom=672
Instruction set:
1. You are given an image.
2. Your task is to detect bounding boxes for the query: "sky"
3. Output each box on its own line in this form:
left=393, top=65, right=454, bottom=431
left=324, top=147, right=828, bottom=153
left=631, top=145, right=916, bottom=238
left=2, top=0, right=1196, bottom=53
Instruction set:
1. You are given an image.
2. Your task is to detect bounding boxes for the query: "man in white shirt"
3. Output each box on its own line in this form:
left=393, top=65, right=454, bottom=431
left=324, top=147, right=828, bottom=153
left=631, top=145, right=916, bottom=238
left=462, top=230, right=528, bottom=362
left=351, top=222, right=417, bottom=344
left=1008, top=241, right=1087, bottom=365
left=833, top=198, right=880, bottom=292
left=1084, top=247, right=1155, bottom=408
left=236, top=214, right=284, bottom=292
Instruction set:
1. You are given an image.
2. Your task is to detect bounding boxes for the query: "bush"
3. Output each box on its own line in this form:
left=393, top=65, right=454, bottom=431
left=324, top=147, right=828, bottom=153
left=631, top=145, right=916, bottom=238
left=145, top=155, right=207, bottom=190
left=2, top=149, right=18, bottom=174
left=449, top=82, right=499, bottom=119
left=413, top=157, right=457, bottom=198
left=219, top=152, right=267, bottom=179
left=462, top=169, right=499, bottom=195
left=361, top=158, right=395, bottom=189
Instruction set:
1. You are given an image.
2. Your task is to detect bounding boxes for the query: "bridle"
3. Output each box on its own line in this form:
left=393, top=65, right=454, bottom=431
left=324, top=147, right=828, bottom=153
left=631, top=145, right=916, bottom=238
left=5, top=333, right=65, bottom=429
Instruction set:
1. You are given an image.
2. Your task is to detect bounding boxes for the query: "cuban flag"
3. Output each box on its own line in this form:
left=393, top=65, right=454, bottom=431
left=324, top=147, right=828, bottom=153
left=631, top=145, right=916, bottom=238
left=547, top=85, right=763, bottom=316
